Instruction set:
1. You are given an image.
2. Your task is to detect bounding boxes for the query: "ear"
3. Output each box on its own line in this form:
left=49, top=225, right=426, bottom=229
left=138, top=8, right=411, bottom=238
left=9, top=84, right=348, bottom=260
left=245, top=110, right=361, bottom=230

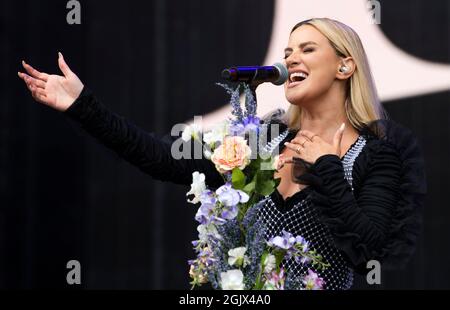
left=336, top=56, right=355, bottom=80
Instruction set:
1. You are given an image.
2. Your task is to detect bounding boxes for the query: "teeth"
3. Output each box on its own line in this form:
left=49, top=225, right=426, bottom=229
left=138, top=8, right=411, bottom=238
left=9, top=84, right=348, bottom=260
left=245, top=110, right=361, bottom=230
left=289, top=71, right=308, bottom=82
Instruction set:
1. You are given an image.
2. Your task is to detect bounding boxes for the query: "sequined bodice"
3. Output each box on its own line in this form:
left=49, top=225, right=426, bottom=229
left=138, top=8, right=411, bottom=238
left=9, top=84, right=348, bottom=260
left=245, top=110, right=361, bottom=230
left=257, top=131, right=367, bottom=289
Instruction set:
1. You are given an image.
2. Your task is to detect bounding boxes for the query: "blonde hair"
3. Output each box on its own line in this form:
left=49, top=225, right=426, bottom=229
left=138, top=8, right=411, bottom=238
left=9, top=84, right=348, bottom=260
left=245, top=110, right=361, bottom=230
left=286, top=18, right=387, bottom=130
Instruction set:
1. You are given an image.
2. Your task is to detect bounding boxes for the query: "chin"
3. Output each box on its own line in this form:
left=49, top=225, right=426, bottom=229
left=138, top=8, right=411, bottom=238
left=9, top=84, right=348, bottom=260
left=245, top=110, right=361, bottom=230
left=285, top=88, right=308, bottom=106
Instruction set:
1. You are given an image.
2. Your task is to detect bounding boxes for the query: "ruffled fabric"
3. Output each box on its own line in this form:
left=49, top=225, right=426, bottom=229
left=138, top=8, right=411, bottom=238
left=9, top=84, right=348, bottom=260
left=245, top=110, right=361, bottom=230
left=359, top=120, right=427, bottom=267
left=65, top=87, right=223, bottom=187
left=293, top=119, right=426, bottom=271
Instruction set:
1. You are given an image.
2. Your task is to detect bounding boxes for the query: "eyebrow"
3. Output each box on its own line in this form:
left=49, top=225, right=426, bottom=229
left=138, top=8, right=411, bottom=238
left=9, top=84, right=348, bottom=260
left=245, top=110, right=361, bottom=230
left=284, top=41, right=318, bottom=54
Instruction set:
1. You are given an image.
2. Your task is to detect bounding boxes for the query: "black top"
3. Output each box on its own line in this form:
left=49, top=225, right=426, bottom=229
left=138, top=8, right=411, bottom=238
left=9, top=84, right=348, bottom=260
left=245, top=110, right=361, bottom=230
left=65, top=87, right=427, bottom=286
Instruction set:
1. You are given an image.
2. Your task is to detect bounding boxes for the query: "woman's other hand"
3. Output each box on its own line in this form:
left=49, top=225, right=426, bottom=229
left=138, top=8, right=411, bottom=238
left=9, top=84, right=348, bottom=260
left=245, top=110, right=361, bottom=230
left=18, top=52, right=84, bottom=112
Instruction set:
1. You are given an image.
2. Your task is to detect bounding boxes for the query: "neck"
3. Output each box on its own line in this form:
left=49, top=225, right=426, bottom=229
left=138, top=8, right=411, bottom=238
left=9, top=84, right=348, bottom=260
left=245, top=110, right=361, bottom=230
left=297, top=85, right=350, bottom=143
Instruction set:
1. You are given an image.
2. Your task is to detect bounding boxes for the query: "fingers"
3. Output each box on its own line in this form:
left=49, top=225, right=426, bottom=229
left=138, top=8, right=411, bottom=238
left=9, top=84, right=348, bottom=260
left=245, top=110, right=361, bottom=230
left=281, top=156, right=294, bottom=164
left=32, top=88, right=47, bottom=102
left=333, top=123, right=346, bottom=149
left=284, top=141, right=304, bottom=154
left=277, top=155, right=295, bottom=169
left=58, top=52, right=72, bottom=77
left=18, top=71, right=47, bottom=102
left=18, top=72, right=34, bottom=92
left=298, top=130, right=319, bottom=142
left=18, top=72, right=46, bottom=89
left=290, top=136, right=311, bottom=146
left=21, top=60, right=48, bottom=82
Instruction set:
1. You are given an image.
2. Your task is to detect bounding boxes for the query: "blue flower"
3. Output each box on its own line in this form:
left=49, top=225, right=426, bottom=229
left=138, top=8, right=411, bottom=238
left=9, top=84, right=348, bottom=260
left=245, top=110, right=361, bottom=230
left=216, top=183, right=249, bottom=207
left=195, top=202, right=215, bottom=224
left=267, top=230, right=296, bottom=250
left=220, top=205, right=238, bottom=220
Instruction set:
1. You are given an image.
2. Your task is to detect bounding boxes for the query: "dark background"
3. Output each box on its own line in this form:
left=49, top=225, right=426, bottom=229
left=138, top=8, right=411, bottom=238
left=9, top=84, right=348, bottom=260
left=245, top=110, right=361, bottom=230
left=0, top=0, right=449, bottom=289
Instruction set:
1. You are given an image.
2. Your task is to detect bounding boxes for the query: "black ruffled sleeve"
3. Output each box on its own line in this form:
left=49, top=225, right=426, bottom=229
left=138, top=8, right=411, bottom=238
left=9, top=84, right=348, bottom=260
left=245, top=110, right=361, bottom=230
left=64, top=87, right=223, bottom=187
left=295, top=119, right=426, bottom=270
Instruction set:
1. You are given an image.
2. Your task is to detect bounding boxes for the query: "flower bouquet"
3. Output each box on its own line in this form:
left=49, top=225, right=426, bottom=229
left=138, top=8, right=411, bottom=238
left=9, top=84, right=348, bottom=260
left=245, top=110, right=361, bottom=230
left=183, top=83, right=330, bottom=290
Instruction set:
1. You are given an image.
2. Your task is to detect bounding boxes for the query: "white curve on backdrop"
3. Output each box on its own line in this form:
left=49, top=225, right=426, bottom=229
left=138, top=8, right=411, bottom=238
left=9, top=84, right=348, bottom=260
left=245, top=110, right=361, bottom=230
left=200, top=0, right=450, bottom=129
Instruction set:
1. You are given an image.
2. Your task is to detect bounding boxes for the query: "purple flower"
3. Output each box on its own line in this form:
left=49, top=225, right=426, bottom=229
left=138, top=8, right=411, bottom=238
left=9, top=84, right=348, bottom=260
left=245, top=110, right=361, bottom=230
left=295, top=255, right=311, bottom=265
left=295, top=236, right=310, bottom=253
left=242, top=115, right=260, bottom=133
left=195, top=203, right=215, bottom=224
left=267, top=230, right=296, bottom=250
left=263, top=267, right=286, bottom=290
left=303, top=269, right=325, bottom=290
left=220, top=205, right=239, bottom=220
left=229, top=116, right=260, bottom=136
left=200, top=190, right=217, bottom=205
left=229, top=122, right=245, bottom=136
left=216, top=183, right=249, bottom=207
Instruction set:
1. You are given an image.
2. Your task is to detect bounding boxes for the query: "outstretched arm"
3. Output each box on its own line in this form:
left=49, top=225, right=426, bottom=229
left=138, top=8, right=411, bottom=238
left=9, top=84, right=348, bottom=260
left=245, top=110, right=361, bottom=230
left=18, top=54, right=222, bottom=187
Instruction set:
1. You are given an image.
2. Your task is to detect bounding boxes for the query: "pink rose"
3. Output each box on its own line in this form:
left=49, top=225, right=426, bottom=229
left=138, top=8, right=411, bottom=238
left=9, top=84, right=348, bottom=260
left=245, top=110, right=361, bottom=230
left=211, top=136, right=252, bottom=174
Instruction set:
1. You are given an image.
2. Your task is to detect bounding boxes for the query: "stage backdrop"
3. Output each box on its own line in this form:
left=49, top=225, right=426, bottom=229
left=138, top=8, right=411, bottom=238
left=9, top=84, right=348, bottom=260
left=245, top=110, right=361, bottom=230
left=0, top=0, right=449, bottom=289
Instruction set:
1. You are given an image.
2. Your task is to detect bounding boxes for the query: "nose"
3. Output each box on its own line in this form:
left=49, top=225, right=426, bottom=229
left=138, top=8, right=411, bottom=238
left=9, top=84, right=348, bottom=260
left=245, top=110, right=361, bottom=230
left=284, top=49, right=301, bottom=69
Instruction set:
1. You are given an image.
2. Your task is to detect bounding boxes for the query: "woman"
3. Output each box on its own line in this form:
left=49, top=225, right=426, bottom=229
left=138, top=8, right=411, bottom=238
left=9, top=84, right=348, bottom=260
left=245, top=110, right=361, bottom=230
left=18, top=18, right=426, bottom=289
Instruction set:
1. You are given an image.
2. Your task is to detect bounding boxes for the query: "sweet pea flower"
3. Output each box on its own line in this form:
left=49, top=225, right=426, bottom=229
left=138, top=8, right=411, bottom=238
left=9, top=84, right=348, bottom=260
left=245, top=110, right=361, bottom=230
left=220, top=205, right=239, bottom=221
left=263, top=254, right=276, bottom=274
left=216, top=183, right=249, bottom=207
left=303, top=269, right=325, bottom=290
left=197, top=224, right=221, bottom=242
left=181, top=123, right=202, bottom=142
left=195, top=203, right=215, bottom=224
left=186, top=172, right=206, bottom=204
left=203, top=121, right=229, bottom=146
left=220, top=269, right=245, bottom=290
left=227, top=247, right=250, bottom=268
left=267, top=230, right=296, bottom=250
left=263, top=268, right=285, bottom=290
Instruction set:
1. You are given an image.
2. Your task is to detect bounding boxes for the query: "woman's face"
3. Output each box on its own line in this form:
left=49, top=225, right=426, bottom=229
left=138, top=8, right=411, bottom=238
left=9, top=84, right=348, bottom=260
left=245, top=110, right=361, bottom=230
left=283, top=25, right=343, bottom=105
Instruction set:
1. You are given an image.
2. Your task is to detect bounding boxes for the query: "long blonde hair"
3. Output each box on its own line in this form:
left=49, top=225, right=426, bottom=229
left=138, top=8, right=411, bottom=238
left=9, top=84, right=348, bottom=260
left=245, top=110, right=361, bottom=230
left=286, top=18, right=387, bottom=130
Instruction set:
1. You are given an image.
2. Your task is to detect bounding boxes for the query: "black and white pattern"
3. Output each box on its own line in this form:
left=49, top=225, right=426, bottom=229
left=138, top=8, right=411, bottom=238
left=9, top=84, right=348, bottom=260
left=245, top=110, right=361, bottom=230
left=257, top=135, right=368, bottom=290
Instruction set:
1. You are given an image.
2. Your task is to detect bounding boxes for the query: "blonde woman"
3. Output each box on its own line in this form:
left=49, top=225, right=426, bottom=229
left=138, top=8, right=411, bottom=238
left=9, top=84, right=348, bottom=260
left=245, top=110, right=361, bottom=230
left=18, top=18, right=426, bottom=289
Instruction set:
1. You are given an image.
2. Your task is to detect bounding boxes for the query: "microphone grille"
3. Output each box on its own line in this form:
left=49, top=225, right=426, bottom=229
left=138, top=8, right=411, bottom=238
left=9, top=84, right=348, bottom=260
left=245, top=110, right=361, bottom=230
left=272, top=62, right=288, bottom=85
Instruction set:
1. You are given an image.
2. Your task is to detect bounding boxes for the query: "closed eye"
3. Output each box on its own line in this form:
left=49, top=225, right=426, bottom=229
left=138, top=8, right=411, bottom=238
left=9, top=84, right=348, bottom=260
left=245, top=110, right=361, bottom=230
left=283, top=48, right=315, bottom=59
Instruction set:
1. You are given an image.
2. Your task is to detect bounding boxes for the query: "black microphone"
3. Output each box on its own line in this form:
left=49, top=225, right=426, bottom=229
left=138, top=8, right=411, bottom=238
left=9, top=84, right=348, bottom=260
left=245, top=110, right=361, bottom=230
left=221, top=62, right=288, bottom=86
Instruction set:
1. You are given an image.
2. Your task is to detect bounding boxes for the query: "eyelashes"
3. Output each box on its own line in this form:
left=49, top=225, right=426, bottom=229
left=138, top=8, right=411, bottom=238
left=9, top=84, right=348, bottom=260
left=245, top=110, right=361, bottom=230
left=283, top=48, right=315, bottom=59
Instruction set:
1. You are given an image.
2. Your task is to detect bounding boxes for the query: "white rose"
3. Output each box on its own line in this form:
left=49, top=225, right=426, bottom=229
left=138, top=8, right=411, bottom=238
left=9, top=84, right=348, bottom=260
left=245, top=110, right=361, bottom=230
left=263, top=254, right=276, bottom=273
left=186, top=172, right=206, bottom=204
left=227, top=247, right=249, bottom=267
left=220, top=269, right=245, bottom=290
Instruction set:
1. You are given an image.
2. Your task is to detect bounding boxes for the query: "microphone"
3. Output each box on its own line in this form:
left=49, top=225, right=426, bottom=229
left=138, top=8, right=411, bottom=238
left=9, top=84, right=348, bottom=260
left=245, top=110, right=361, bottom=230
left=221, top=62, right=288, bottom=86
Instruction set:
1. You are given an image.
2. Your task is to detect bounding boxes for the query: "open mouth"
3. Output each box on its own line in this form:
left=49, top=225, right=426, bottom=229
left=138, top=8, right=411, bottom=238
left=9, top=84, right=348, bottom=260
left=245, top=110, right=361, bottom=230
left=288, top=71, right=308, bottom=87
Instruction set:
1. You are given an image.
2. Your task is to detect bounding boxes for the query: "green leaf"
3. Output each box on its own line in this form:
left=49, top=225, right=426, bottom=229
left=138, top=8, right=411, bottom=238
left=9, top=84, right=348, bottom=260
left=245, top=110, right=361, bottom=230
left=256, top=179, right=276, bottom=196
left=243, top=181, right=255, bottom=194
left=231, top=168, right=246, bottom=189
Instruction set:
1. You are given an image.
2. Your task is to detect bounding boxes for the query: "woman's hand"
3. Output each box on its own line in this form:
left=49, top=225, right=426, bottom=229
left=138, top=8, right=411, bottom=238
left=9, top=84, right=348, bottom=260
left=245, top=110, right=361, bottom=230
left=283, top=123, right=345, bottom=165
left=18, top=52, right=84, bottom=112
